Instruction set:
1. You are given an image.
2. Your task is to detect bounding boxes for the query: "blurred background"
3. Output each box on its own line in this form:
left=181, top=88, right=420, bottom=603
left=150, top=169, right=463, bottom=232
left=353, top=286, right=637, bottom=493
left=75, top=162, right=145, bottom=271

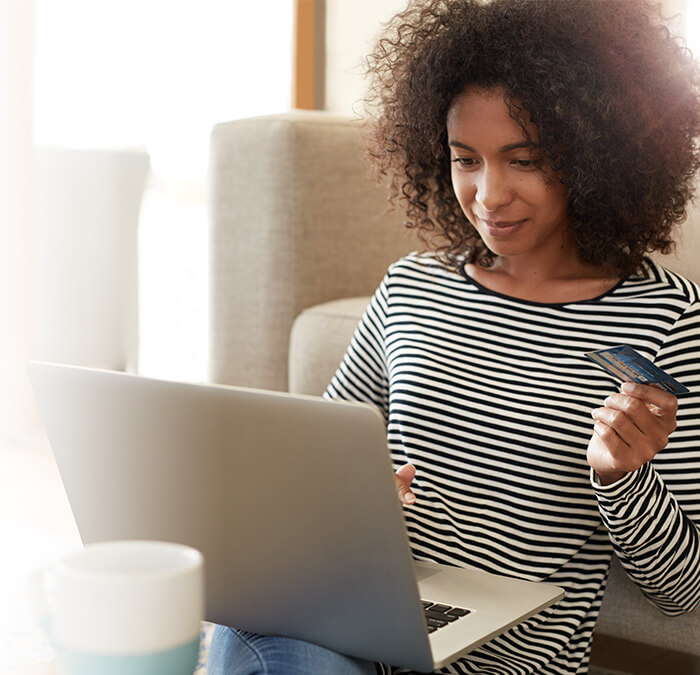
left=0, top=0, right=698, bottom=671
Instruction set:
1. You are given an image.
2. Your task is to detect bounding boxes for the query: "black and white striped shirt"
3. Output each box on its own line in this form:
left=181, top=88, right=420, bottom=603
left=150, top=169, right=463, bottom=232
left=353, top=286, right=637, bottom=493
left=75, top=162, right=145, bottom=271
left=325, top=252, right=700, bottom=674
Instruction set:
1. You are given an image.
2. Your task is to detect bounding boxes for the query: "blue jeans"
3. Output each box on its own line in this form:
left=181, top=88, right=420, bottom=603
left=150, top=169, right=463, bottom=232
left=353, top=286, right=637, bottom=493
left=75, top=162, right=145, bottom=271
left=206, top=624, right=382, bottom=675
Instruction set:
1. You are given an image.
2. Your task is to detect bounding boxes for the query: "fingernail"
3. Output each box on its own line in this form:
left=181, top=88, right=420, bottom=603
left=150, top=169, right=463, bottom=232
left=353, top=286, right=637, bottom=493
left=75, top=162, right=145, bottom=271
left=621, top=382, right=636, bottom=394
left=404, top=492, right=416, bottom=505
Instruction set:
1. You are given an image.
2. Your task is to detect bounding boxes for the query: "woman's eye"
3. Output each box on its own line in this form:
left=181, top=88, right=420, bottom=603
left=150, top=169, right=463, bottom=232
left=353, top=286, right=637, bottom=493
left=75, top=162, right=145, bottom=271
left=451, top=157, right=477, bottom=168
left=513, top=158, right=540, bottom=169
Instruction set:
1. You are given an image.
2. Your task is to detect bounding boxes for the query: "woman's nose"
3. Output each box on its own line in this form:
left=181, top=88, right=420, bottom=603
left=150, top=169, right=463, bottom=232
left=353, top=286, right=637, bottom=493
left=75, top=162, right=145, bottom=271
left=475, top=166, right=514, bottom=212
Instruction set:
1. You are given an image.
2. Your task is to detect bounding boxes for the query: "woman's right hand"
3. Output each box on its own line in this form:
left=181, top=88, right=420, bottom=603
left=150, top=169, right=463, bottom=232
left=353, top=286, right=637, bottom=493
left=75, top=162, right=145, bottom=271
left=395, top=463, right=417, bottom=505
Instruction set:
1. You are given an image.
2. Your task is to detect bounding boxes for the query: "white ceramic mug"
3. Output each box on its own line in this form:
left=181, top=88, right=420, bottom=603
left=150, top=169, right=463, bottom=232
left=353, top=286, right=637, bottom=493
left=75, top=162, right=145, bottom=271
left=30, top=540, right=204, bottom=675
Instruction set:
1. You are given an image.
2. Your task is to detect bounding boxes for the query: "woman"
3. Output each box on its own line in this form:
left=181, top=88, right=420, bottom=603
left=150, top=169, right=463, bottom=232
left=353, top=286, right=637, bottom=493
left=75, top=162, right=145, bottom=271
left=208, top=1, right=700, bottom=672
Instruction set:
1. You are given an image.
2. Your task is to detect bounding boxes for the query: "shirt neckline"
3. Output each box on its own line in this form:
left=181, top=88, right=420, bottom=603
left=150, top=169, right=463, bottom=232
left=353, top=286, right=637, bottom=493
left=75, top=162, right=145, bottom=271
left=458, top=263, right=637, bottom=308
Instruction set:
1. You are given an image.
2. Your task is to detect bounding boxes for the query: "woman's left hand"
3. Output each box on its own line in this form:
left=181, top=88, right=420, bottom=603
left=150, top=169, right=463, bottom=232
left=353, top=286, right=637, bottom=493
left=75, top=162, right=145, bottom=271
left=587, top=382, right=678, bottom=486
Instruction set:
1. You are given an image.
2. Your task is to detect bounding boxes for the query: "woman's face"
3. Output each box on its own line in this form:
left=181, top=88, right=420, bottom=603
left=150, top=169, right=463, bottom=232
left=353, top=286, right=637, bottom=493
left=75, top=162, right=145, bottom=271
left=446, top=87, right=571, bottom=264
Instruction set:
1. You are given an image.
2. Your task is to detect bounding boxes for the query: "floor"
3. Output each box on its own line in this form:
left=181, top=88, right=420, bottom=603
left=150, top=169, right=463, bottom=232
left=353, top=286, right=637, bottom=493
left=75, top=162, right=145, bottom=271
left=590, top=634, right=700, bottom=675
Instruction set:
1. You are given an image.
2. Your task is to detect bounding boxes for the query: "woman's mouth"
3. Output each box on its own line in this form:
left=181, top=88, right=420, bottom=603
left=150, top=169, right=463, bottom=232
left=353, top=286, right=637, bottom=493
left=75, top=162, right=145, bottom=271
left=480, top=218, right=527, bottom=237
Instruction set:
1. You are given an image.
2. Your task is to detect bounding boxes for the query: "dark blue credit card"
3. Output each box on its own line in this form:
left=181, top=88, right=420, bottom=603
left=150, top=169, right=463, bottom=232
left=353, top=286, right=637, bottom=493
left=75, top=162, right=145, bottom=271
left=585, top=345, right=689, bottom=395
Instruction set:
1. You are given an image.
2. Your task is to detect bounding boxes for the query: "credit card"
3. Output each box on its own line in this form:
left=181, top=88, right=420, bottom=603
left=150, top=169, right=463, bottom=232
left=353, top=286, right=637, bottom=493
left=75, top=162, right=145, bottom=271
left=585, top=345, right=689, bottom=395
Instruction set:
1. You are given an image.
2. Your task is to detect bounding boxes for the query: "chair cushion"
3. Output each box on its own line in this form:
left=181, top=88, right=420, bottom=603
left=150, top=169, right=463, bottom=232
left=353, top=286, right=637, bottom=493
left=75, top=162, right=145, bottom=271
left=288, top=297, right=369, bottom=395
left=597, top=557, right=700, bottom=653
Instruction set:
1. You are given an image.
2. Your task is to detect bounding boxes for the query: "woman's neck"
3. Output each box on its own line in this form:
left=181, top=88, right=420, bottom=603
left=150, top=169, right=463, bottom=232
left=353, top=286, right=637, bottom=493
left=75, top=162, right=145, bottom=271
left=465, top=255, right=621, bottom=304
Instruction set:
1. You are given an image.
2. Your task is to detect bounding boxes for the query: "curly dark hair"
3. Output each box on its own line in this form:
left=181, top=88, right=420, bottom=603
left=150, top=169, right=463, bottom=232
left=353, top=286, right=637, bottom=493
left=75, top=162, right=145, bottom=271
left=363, top=0, right=700, bottom=276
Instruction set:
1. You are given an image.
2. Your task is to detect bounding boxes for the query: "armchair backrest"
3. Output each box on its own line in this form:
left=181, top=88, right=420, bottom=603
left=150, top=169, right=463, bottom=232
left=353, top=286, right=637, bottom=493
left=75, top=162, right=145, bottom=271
left=208, top=111, right=415, bottom=391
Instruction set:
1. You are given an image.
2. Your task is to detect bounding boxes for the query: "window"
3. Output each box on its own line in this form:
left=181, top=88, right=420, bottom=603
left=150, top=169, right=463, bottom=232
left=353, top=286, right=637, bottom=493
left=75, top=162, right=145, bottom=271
left=34, top=0, right=294, bottom=381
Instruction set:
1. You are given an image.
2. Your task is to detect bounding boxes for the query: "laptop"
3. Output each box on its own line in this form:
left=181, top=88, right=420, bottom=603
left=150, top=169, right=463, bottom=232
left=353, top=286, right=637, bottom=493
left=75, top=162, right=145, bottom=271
left=28, top=361, right=564, bottom=672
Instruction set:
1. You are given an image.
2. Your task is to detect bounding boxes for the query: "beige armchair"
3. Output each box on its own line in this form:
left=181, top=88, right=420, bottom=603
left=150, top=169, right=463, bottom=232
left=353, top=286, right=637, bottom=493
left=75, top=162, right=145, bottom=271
left=208, top=111, right=700, bottom=670
left=208, top=110, right=416, bottom=393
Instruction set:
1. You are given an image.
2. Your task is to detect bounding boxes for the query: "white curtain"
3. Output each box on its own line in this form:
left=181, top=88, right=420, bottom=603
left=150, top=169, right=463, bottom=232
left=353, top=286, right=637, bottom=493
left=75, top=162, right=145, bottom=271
left=0, top=0, right=36, bottom=448
left=0, top=0, right=149, bottom=450
left=0, top=1, right=150, bottom=450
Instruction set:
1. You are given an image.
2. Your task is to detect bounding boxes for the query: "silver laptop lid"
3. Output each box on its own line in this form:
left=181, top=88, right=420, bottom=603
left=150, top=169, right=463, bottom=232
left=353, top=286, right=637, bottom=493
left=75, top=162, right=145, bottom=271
left=28, top=362, right=435, bottom=670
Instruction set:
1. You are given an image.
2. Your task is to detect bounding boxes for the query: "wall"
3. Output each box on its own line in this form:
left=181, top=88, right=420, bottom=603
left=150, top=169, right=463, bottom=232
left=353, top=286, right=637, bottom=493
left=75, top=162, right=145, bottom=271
left=324, top=0, right=405, bottom=115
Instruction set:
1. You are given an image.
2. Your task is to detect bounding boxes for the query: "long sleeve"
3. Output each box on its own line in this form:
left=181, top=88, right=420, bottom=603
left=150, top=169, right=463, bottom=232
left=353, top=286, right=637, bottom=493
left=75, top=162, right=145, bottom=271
left=594, top=300, right=700, bottom=615
left=324, top=273, right=390, bottom=421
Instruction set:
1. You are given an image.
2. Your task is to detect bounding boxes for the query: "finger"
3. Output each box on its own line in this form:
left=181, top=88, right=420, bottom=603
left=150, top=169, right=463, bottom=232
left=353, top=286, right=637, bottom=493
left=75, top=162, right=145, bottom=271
left=591, top=399, right=669, bottom=466
left=597, top=392, right=675, bottom=447
left=395, top=478, right=416, bottom=505
left=620, top=383, right=678, bottom=435
left=647, top=403, right=664, bottom=416
left=589, top=422, right=632, bottom=480
left=591, top=420, right=650, bottom=474
left=591, top=406, right=648, bottom=449
left=621, top=382, right=679, bottom=413
left=599, top=393, right=658, bottom=432
left=592, top=419, right=632, bottom=452
left=395, top=463, right=416, bottom=505
left=396, top=463, right=416, bottom=484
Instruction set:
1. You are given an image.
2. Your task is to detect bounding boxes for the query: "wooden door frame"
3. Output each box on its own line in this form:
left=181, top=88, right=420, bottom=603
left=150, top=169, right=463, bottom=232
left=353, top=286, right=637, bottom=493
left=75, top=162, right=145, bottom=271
left=293, top=0, right=325, bottom=109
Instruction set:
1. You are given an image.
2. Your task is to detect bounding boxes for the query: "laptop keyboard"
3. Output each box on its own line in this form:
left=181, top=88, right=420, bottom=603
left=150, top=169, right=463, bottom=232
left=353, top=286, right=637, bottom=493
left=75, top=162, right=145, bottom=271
left=421, top=600, right=472, bottom=633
